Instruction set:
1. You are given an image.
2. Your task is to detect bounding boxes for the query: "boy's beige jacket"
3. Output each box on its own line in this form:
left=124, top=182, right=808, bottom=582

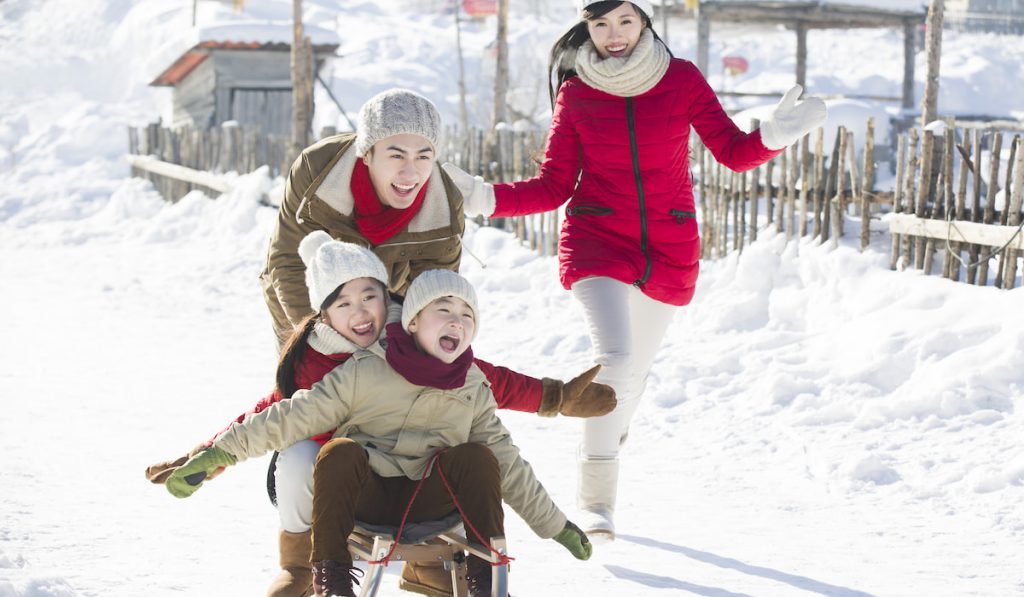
left=213, top=346, right=567, bottom=539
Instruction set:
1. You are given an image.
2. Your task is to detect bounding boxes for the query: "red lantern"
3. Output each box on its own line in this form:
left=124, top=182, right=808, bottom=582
left=722, top=55, right=749, bottom=76
left=463, top=0, right=497, bottom=17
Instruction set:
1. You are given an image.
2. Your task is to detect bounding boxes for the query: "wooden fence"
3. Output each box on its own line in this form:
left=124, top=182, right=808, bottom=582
left=694, top=120, right=1024, bottom=289
left=127, top=122, right=290, bottom=202
left=128, top=120, right=1024, bottom=288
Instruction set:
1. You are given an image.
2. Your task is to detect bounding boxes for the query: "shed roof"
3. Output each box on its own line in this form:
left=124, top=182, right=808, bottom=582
left=150, top=40, right=339, bottom=87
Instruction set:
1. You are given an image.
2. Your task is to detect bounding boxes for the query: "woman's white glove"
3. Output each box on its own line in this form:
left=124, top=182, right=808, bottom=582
left=758, top=85, right=827, bottom=150
left=441, top=162, right=496, bottom=218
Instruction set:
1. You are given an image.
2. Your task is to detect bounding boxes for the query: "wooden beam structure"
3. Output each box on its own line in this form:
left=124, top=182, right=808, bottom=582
left=692, top=1, right=926, bottom=105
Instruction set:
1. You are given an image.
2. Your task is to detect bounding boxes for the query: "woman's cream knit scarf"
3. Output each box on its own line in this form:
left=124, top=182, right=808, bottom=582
left=574, top=28, right=670, bottom=97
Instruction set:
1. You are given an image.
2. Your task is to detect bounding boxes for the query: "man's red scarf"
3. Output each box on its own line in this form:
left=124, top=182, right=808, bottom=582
left=350, top=159, right=428, bottom=245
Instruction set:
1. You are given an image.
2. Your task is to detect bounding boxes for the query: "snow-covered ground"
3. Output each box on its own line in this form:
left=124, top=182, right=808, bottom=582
left=1, top=1, right=1023, bottom=596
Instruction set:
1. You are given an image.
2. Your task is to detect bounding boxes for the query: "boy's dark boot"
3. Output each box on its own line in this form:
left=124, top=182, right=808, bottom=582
left=311, top=560, right=361, bottom=597
left=267, top=529, right=313, bottom=597
left=466, top=556, right=514, bottom=597
left=399, top=558, right=454, bottom=596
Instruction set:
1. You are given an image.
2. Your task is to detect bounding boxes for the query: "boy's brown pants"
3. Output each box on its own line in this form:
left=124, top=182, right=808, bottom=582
left=310, top=438, right=504, bottom=565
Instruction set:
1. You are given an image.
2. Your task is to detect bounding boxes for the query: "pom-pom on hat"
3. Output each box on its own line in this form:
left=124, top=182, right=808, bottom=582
left=355, top=88, right=443, bottom=157
left=401, top=270, right=480, bottom=340
left=577, top=0, right=653, bottom=19
left=298, top=231, right=389, bottom=311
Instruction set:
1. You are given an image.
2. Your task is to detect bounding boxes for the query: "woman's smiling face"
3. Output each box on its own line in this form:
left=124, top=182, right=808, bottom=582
left=586, top=2, right=644, bottom=59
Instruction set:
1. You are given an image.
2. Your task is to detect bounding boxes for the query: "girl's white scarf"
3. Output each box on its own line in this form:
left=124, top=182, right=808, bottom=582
left=574, top=28, right=670, bottom=97
left=308, top=320, right=361, bottom=355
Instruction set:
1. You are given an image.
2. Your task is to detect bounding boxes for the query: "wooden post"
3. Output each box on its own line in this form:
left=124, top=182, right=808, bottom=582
left=491, top=0, right=510, bottom=127
left=832, top=127, right=848, bottom=246
left=949, top=127, right=972, bottom=281
left=977, top=133, right=1002, bottom=285
left=914, top=131, right=935, bottom=269
left=921, top=0, right=944, bottom=128
left=795, top=24, right=808, bottom=90
left=1003, top=137, right=1024, bottom=289
left=749, top=119, right=761, bottom=243
left=903, top=128, right=920, bottom=268
left=812, top=128, right=824, bottom=239
left=821, top=130, right=841, bottom=244
left=939, top=128, right=955, bottom=277
left=902, top=20, right=916, bottom=111
left=787, top=143, right=798, bottom=240
left=860, top=118, right=876, bottom=250
left=800, top=134, right=811, bottom=238
left=995, top=135, right=1018, bottom=286
left=891, top=133, right=907, bottom=269
left=967, top=129, right=983, bottom=283
left=775, top=149, right=787, bottom=233
left=290, top=0, right=312, bottom=162
left=923, top=132, right=948, bottom=275
left=696, top=8, right=710, bottom=76
left=454, top=3, right=470, bottom=133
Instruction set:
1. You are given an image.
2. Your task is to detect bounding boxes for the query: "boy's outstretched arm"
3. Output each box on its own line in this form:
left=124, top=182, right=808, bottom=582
left=473, top=360, right=616, bottom=418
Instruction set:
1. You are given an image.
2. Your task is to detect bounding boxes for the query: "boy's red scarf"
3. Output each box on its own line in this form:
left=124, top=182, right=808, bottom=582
left=350, top=159, right=428, bottom=245
left=384, top=323, right=474, bottom=390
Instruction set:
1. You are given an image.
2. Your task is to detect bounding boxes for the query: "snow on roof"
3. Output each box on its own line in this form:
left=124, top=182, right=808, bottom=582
left=148, top=22, right=339, bottom=87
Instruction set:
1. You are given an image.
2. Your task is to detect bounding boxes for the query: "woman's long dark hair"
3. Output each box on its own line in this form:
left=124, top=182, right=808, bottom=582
left=547, top=1, right=672, bottom=107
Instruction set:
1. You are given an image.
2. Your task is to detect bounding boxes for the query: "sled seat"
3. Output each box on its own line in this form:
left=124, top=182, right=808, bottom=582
left=348, top=510, right=509, bottom=597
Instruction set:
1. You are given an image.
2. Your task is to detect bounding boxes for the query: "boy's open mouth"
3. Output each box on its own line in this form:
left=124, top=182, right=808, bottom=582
left=439, top=334, right=460, bottom=352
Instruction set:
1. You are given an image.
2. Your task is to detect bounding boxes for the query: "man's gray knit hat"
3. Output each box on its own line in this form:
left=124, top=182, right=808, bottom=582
left=298, top=231, right=389, bottom=310
left=355, top=88, right=443, bottom=157
left=401, top=269, right=480, bottom=341
left=578, top=0, right=653, bottom=18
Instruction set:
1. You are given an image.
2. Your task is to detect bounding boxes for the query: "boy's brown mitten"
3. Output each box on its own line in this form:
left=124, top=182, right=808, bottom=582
left=144, top=443, right=207, bottom=484
left=539, top=365, right=617, bottom=418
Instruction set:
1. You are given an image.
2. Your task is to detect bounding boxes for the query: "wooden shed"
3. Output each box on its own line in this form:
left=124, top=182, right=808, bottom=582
left=688, top=1, right=927, bottom=109
left=150, top=40, right=339, bottom=135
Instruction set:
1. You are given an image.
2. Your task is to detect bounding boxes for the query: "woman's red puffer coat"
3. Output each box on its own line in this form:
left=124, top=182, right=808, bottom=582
left=493, top=59, right=782, bottom=306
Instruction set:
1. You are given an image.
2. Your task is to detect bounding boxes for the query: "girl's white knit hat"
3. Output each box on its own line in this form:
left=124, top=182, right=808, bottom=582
left=578, top=0, right=653, bottom=18
left=401, top=269, right=479, bottom=339
left=355, top=88, right=443, bottom=157
left=298, top=231, right=389, bottom=310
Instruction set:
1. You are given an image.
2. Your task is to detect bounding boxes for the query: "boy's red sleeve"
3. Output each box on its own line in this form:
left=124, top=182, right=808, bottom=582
left=474, top=358, right=543, bottom=413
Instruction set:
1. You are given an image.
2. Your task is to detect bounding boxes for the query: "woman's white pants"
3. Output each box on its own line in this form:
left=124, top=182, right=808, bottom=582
left=571, top=276, right=676, bottom=516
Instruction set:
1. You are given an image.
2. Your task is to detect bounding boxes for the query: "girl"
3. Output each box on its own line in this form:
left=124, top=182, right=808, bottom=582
left=147, top=231, right=613, bottom=597
left=167, top=269, right=592, bottom=597
left=442, top=0, right=826, bottom=539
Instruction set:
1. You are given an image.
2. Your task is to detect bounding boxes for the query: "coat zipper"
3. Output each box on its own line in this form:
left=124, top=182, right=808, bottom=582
left=626, top=97, right=652, bottom=288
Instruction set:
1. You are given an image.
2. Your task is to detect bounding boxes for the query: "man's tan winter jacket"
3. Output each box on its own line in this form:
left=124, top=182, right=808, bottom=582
left=261, top=134, right=464, bottom=344
left=213, top=346, right=567, bottom=539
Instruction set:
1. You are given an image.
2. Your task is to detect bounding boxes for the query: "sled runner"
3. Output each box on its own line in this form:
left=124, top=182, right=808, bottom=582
left=348, top=511, right=509, bottom=597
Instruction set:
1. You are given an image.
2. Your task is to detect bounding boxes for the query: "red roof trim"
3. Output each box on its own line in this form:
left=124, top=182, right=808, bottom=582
left=149, top=41, right=339, bottom=87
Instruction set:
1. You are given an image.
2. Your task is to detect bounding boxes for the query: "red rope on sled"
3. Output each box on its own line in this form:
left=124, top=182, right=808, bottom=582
left=368, top=449, right=515, bottom=567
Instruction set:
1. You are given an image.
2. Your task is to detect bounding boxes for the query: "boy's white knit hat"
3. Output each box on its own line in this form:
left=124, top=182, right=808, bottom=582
left=578, top=0, right=653, bottom=18
left=355, top=88, right=443, bottom=157
left=298, top=231, right=389, bottom=310
left=401, top=269, right=479, bottom=339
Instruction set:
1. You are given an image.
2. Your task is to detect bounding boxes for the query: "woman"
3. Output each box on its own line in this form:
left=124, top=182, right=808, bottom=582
left=443, top=0, right=826, bottom=539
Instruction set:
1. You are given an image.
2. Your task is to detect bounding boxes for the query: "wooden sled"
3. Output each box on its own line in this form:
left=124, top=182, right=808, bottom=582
left=348, top=511, right=509, bottom=597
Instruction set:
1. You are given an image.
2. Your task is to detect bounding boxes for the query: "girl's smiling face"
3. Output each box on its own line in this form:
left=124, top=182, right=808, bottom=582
left=407, top=296, right=477, bottom=363
left=322, top=278, right=387, bottom=348
left=586, top=2, right=644, bottom=59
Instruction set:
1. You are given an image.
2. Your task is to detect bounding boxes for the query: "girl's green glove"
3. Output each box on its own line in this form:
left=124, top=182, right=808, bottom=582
left=165, top=446, right=237, bottom=499
left=553, top=521, right=592, bottom=560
